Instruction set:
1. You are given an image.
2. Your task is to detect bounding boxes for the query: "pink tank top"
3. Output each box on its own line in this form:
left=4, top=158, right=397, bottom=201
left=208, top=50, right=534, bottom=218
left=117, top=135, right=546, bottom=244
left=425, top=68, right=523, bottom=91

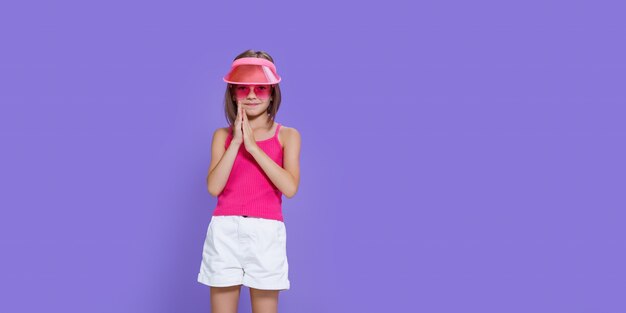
left=212, top=122, right=285, bottom=222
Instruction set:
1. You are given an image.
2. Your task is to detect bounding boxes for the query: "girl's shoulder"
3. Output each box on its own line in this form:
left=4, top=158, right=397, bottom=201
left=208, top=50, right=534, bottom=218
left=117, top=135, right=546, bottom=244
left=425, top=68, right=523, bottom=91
left=212, top=127, right=232, bottom=146
left=213, top=126, right=230, bottom=136
left=278, top=124, right=299, bottom=135
left=277, top=124, right=301, bottom=147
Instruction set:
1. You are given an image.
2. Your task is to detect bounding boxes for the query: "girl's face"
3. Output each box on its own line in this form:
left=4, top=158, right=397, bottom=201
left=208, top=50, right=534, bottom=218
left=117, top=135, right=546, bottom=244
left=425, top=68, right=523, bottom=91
left=232, top=84, right=273, bottom=116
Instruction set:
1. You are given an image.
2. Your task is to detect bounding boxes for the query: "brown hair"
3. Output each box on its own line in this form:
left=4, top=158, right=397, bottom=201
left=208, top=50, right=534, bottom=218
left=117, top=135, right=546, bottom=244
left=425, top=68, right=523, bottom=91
left=223, top=49, right=282, bottom=129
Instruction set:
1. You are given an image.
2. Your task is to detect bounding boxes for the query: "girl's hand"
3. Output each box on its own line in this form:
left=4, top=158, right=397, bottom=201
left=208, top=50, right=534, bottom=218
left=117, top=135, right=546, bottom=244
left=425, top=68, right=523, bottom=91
left=241, top=107, right=260, bottom=153
left=231, top=103, right=243, bottom=146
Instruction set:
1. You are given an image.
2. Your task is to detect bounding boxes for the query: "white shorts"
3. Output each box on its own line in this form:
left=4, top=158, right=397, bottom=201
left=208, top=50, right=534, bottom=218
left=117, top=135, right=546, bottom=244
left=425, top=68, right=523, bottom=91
left=197, top=215, right=290, bottom=291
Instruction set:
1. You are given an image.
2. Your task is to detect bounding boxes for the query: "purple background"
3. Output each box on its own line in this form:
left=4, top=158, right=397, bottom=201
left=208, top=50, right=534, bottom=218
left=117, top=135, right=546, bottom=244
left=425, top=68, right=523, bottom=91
left=1, top=0, right=625, bottom=312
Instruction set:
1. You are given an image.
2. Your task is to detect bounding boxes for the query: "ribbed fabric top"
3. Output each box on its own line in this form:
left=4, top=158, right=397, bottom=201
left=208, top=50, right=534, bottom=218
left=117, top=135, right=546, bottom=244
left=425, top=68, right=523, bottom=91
left=212, top=122, right=285, bottom=222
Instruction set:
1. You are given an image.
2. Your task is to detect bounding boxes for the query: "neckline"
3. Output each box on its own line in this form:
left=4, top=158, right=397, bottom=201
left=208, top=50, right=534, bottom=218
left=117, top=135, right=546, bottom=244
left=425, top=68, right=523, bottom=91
left=256, top=123, right=280, bottom=143
left=229, top=122, right=280, bottom=143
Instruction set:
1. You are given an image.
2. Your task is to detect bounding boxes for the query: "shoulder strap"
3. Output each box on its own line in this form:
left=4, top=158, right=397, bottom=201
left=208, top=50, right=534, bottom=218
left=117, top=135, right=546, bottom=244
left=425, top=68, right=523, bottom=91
left=274, top=123, right=281, bottom=136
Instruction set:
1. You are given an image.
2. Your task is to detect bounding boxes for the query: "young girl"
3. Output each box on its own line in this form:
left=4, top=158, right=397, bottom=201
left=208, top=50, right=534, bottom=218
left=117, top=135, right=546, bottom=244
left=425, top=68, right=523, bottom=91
left=197, top=50, right=301, bottom=313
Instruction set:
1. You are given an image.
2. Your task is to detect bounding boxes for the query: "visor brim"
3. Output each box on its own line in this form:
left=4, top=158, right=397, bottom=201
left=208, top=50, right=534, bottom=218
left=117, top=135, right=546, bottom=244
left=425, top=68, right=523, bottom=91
left=223, top=64, right=281, bottom=85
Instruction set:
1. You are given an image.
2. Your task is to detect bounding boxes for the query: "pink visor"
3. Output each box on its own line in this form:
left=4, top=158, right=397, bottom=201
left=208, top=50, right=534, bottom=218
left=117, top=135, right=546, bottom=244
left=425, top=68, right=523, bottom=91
left=223, top=57, right=282, bottom=85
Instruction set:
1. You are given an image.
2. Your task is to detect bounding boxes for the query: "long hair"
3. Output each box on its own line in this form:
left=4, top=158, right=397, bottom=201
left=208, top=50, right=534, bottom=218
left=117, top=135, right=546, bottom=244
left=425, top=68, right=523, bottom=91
left=223, top=50, right=282, bottom=129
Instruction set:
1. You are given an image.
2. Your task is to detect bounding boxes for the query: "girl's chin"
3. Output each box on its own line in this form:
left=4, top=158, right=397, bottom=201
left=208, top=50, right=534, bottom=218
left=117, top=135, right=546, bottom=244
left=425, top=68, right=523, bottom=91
left=245, top=105, right=266, bottom=111
left=244, top=108, right=264, bottom=116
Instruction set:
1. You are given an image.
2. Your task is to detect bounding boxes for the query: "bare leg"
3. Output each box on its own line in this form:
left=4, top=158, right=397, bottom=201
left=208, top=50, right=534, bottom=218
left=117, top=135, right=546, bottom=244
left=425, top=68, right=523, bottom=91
left=210, top=285, right=242, bottom=313
left=250, top=288, right=279, bottom=313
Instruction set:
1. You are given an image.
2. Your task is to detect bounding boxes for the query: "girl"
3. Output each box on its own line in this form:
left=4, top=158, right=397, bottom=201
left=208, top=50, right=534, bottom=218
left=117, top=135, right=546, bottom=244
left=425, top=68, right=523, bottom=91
left=197, top=50, right=301, bottom=313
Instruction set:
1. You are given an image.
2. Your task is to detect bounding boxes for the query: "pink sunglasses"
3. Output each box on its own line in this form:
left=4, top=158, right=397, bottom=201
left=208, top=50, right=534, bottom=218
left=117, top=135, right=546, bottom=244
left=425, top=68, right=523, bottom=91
left=232, top=85, right=272, bottom=99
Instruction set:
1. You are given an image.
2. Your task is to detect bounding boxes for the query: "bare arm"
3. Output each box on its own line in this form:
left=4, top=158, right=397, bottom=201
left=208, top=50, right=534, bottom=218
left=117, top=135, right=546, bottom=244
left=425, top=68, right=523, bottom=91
left=207, top=128, right=242, bottom=197
left=249, top=127, right=301, bottom=198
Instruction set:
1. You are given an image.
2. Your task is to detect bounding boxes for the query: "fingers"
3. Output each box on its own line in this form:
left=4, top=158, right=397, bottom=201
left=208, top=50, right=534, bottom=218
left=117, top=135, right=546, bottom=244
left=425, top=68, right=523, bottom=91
left=241, top=105, right=246, bottom=127
left=241, top=107, right=248, bottom=133
left=240, top=105, right=244, bottom=126
left=236, top=103, right=242, bottom=127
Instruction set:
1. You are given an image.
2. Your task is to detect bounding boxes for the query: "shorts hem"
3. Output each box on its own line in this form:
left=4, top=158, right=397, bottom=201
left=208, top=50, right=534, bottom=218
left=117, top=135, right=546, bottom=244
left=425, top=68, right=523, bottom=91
left=197, top=273, right=243, bottom=288
left=243, top=280, right=290, bottom=291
